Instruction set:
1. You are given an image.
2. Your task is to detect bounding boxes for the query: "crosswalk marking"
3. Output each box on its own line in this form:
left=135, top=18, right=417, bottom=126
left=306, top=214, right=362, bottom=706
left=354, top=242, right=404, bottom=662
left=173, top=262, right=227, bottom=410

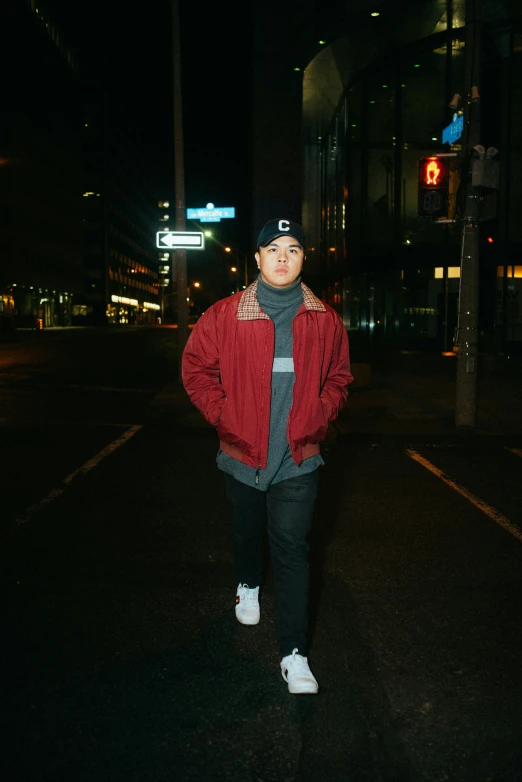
left=406, top=448, right=522, bottom=544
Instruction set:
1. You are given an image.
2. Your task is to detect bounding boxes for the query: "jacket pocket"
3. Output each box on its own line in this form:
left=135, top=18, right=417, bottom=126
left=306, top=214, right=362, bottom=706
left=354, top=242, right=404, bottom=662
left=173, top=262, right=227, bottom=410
left=216, top=397, right=228, bottom=430
left=217, top=398, right=241, bottom=445
left=319, top=395, right=333, bottom=424
left=294, top=397, right=329, bottom=446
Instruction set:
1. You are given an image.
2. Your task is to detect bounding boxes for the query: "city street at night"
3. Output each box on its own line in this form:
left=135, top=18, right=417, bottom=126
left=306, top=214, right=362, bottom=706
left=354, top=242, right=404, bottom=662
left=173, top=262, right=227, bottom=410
left=1, top=328, right=522, bottom=781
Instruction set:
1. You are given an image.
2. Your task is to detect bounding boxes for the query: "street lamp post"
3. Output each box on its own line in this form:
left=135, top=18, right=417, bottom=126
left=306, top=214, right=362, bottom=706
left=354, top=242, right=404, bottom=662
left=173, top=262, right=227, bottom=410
left=172, top=0, right=188, bottom=380
left=455, top=0, right=482, bottom=430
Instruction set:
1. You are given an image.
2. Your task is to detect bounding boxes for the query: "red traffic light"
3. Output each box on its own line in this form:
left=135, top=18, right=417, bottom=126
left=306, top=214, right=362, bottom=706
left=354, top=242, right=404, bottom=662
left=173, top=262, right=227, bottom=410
left=419, top=157, right=447, bottom=186
left=418, top=156, right=449, bottom=217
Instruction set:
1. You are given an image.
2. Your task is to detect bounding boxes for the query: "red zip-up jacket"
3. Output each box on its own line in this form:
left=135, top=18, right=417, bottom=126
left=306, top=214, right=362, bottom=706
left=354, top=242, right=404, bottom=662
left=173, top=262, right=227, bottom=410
left=182, top=280, right=353, bottom=470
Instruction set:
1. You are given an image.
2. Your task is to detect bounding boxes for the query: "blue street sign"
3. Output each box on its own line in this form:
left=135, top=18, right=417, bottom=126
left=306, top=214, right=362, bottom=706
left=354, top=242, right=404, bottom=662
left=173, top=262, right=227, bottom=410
left=187, top=203, right=236, bottom=222
left=442, top=114, right=464, bottom=145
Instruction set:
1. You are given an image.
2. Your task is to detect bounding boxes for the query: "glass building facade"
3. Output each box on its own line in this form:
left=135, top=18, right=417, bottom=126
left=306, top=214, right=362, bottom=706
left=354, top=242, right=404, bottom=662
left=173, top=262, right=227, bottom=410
left=303, top=4, right=522, bottom=358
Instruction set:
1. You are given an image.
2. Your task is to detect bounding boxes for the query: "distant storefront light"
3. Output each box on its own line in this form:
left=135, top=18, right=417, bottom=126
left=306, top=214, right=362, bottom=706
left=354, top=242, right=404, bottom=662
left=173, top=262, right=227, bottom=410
left=111, top=295, right=138, bottom=306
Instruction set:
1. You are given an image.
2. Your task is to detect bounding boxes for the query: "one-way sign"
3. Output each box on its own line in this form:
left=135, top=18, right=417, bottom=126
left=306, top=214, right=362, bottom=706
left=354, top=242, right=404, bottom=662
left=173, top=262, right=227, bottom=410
left=156, top=231, right=205, bottom=250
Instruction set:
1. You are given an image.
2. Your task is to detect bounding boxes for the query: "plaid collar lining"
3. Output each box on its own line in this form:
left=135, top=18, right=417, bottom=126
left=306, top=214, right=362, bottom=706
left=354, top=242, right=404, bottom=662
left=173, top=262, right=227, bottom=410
left=237, top=279, right=326, bottom=321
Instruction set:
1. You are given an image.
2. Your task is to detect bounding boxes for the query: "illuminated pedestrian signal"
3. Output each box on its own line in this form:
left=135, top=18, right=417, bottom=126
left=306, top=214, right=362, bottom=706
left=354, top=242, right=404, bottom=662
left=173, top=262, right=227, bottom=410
left=418, top=157, right=449, bottom=218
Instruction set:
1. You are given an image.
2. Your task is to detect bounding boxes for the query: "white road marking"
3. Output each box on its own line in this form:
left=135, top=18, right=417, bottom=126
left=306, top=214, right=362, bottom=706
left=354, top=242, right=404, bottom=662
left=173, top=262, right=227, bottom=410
left=406, top=447, right=522, bottom=544
left=14, top=425, right=142, bottom=528
left=505, top=447, right=522, bottom=459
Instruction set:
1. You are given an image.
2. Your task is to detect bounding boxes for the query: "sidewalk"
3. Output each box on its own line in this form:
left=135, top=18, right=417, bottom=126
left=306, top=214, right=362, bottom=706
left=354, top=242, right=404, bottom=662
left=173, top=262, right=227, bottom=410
left=148, top=351, right=522, bottom=438
left=338, top=352, right=522, bottom=437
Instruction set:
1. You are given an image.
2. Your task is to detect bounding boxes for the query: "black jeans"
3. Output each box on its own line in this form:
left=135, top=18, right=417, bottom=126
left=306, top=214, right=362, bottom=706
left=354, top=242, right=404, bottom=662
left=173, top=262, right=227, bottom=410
left=224, top=470, right=319, bottom=658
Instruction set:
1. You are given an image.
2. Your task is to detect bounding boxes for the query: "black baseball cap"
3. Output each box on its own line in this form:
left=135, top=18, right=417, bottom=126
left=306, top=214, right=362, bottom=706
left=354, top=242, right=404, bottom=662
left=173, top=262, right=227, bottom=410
left=257, top=219, right=305, bottom=249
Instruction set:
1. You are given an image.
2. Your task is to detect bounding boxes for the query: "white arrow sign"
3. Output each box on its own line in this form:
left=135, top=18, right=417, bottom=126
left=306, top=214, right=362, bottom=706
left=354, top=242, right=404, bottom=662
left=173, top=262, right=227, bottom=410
left=156, top=231, right=205, bottom=249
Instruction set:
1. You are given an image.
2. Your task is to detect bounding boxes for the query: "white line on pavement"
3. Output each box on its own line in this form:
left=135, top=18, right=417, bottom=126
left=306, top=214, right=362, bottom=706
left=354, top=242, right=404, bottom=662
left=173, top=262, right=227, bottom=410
left=505, top=447, right=522, bottom=459
left=13, top=425, right=142, bottom=530
left=406, top=447, right=522, bottom=544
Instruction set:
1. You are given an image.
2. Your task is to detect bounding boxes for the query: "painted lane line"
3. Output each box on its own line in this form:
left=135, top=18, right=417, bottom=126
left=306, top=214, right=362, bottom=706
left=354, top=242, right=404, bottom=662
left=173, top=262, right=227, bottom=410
left=63, top=424, right=142, bottom=484
left=505, top=447, right=522, bottom=459
left=406, top=448, right=522, bottom=544
left=15, top=487, right=67, bottom=527
left=14, top=425, right=142, bottom=528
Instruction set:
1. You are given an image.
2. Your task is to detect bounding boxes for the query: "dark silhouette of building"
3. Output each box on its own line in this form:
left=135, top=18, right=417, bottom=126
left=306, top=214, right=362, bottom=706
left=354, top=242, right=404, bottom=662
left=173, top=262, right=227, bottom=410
left=251, top=0, right=522, bottom=356
left=1, top=0, right=163, bottom=330
left=1, top=0, right=83, bottom=330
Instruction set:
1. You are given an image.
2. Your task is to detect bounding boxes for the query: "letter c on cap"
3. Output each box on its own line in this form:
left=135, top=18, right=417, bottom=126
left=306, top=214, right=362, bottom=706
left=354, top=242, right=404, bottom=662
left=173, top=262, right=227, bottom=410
left=278, top=219, right=290, bottom=232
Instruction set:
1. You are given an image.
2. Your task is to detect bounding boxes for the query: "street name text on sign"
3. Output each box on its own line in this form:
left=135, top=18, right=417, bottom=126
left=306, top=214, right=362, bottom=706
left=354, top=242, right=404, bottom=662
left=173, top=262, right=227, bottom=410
left=156, top=231, right=205, bottom=250
left=186, top=202, right=235, bottom=223
left=442, top=113, right=464, bottom=145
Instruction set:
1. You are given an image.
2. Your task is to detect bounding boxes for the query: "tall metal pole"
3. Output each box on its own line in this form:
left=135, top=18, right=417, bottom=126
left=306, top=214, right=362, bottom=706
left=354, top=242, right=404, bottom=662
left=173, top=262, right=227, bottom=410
left=455, top=0, right=482, bottom=429
left=172, top=0, right=189, bottom=381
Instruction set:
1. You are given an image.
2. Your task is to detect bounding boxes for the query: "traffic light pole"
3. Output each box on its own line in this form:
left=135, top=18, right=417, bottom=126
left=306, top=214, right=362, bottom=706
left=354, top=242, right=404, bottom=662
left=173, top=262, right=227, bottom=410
left=455, top=0, right=482, bottom=429
left=172, top=0, right=189, bottom=382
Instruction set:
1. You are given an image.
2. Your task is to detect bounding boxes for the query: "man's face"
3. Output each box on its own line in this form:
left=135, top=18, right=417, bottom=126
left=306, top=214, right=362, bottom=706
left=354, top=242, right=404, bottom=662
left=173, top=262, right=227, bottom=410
left=255, top=235, right=305, bottom=289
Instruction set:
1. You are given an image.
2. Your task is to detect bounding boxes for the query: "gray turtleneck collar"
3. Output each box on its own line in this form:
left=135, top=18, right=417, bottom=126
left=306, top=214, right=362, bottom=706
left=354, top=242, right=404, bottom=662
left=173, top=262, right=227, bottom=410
left=256, top=273, right=303, bottom=308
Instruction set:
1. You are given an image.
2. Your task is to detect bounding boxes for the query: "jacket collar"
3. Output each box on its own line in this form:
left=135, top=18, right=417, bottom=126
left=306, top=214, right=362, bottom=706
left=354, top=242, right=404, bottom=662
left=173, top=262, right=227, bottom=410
left=237, top=279, right=326, bottom=321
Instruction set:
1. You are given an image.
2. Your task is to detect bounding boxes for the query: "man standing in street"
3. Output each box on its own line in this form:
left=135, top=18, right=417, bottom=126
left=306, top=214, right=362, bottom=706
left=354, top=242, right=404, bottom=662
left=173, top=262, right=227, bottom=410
left=182, top=218, right=353, bottom=693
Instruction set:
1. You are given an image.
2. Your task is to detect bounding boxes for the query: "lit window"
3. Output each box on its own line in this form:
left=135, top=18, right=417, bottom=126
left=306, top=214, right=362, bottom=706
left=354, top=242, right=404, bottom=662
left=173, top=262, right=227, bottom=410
left=435, top=267, right=460, bottom=278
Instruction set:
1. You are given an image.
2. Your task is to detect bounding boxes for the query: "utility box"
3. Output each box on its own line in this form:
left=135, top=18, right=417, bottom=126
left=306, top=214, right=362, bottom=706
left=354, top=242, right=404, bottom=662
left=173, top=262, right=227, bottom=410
left=471, top=158, right=499, bottom=191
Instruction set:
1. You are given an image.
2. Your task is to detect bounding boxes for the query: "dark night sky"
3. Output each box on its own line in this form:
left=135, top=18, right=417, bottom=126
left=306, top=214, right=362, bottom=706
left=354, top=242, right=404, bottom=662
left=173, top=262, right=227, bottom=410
left=46, top=0, right=253, bottom=253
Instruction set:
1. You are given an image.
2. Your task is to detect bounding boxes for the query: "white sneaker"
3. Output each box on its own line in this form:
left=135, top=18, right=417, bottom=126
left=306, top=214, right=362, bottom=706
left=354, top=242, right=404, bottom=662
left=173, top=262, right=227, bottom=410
left=235, top=583, right=260, bottom=625
left=281, top=648, right=319, bottom=694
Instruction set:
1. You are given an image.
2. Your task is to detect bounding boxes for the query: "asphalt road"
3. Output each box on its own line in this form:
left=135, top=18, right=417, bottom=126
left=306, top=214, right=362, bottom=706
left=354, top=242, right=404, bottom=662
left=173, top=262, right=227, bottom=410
left=1, top=328, right=521, bottom=782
